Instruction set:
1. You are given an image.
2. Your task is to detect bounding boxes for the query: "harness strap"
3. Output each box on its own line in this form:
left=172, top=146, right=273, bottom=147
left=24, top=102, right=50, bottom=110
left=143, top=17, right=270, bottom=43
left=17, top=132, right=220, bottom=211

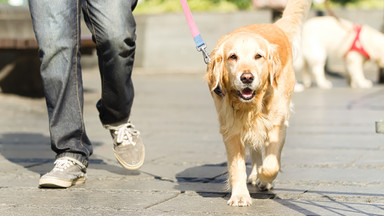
left=345, top=24, right=370, bottom=59
left=180, top=0, right=211, bottom=64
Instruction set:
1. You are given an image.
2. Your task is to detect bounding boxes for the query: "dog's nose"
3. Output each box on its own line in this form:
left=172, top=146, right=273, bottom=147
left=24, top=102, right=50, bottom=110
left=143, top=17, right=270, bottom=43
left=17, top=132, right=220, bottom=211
left=240, top=72, right=254, bottom=84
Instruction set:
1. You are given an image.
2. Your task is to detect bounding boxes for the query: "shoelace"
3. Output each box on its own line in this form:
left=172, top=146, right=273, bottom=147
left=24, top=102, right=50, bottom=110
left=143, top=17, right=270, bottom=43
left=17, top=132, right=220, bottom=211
left=114, top=123, right=140, bottom=146
left=53, top=159, right=76, bottom=172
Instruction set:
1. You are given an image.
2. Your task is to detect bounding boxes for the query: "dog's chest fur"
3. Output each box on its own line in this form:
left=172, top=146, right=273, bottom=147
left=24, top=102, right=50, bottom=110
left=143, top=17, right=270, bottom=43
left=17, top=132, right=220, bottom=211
left=217, top=94, right=274, bottom=149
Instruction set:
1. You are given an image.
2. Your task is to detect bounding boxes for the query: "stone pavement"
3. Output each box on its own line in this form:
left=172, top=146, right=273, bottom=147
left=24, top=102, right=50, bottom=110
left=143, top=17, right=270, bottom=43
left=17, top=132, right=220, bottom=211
left=0, top=66, right=383, bottom=216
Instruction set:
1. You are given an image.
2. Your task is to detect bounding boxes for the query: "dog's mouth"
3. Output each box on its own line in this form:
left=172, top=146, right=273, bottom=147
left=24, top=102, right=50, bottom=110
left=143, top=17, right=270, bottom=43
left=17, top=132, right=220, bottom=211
left=237, top=87, right=256, bottom=101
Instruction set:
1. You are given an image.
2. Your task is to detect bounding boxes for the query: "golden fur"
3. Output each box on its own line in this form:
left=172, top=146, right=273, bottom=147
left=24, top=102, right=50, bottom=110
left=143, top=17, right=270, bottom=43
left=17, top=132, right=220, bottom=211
left=206, top=0, right=311, bottom=207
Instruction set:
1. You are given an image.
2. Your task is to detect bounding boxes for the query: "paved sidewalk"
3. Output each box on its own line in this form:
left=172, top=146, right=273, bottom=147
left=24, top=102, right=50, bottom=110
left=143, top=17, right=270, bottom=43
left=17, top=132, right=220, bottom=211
left=0, top=67, right=383, bottom=215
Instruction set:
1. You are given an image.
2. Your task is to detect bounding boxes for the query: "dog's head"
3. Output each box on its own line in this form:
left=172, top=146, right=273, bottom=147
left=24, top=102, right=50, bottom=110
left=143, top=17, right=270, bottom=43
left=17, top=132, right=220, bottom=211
left=207, top=31, right=281, bottom=103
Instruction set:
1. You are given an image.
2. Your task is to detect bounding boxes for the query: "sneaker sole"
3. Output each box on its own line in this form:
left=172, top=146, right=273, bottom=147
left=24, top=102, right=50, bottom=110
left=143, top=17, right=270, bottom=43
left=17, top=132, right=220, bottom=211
left=39, top=176, right=86, bottom=188
left=114, top=145, right=145, bottom=171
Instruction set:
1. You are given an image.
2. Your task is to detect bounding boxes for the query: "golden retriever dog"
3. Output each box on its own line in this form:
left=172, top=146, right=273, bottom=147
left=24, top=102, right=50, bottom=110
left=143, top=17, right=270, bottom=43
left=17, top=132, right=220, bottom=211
left=297, top=16, right=384, bottom=89
left=206, top=0, right=311, bottom=207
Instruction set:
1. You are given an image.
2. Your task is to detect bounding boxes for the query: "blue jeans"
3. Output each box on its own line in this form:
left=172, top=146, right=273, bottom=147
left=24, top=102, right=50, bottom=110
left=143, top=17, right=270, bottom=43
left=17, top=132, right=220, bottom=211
left=29, top=0, right=138, bottom=165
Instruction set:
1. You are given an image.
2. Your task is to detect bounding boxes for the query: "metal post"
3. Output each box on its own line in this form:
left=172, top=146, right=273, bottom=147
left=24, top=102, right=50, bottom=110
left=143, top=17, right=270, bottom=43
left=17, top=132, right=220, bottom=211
left=376, top=121, right=384, bottom=134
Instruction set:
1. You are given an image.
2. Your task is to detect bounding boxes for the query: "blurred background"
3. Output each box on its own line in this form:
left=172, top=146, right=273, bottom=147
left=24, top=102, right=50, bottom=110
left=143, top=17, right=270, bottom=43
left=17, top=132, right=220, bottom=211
left=0, top=0, right=383, bottom=97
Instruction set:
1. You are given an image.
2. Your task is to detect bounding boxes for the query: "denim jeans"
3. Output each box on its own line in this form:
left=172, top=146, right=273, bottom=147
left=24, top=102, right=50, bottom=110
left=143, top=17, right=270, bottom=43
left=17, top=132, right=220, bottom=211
left=29, top=0, right=138, bottom=165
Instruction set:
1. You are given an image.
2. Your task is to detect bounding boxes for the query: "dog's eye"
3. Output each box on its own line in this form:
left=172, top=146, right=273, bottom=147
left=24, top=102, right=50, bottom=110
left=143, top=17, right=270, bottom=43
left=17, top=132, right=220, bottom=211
left=228, top=54, right=238, bottom=61
left=255, top=53, right=263, bottom=60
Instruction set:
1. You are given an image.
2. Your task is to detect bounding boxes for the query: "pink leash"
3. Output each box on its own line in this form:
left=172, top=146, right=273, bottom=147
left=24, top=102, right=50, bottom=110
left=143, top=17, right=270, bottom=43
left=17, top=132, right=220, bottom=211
left=180, top=0, right=211, bottom=64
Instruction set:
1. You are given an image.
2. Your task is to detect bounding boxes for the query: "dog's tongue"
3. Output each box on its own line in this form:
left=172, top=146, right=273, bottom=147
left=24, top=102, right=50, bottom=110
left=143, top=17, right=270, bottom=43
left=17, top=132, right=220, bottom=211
left=242, top=88, right=253, bottom=97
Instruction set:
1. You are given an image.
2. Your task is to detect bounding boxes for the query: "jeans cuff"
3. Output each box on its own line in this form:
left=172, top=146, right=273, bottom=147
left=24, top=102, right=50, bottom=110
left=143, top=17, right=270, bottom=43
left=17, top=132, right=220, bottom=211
left=56, top=153, right=88, bottom=167
left=102, top=118, right=130, bottom=129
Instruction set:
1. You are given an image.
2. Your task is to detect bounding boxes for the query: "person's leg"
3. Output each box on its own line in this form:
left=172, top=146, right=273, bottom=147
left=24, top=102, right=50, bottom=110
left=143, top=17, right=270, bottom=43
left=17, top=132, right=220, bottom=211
left=82, top=0, right=137, bottom=125
left=82, top=0, right=144, bottom=170
left=29, top=0, right=92, bottom=187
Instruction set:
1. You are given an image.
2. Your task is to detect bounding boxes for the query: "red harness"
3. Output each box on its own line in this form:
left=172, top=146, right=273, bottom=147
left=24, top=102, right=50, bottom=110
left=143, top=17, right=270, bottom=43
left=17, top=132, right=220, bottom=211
left=345, top=24, right=370, bottom=59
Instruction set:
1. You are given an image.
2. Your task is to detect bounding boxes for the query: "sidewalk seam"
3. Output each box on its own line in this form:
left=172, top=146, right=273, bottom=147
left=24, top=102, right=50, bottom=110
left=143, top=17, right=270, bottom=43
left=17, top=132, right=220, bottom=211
left=144, top=191, right=184, bottom=209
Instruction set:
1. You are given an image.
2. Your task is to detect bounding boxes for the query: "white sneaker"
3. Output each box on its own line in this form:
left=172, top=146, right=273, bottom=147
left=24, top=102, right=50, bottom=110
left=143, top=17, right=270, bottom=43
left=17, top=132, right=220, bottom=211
left=39, top=157, right=86, bottom=188
left=105, top=122, right=145, bottom=170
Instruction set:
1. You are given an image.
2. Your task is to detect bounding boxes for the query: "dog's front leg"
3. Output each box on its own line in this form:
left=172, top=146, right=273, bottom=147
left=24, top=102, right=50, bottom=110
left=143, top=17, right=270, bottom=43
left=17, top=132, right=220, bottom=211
left=248, top=146, right=263, bottom=186
left=225, top=135, right=251, bottom=207
left=258, top=124, right=287, bottom=190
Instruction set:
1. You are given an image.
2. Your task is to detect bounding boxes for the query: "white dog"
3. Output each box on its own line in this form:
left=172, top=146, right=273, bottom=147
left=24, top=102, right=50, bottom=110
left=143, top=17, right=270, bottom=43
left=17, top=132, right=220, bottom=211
left=296, top=16, right=384, bottom=89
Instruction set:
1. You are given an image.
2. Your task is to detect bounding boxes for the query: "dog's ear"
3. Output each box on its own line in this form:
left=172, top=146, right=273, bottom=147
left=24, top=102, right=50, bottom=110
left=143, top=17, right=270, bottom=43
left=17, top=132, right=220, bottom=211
left=267, top=44, right=281, bottom=88
left=207, top=46, right=225, bottom=97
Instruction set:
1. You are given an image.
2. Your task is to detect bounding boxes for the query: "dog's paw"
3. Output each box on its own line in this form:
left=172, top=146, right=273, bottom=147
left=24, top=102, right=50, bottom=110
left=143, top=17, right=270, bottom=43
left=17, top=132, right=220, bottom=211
left=351, top=79, right=373, bottom=89
left=294, top=83, right=305, bottom=92
left=256, top=179, right=273, bottom=191
left=227, top=193, right=252, bottom=207
left=247, top=172, right=258, bottom=186
left=317, top=80, right=333, bottom=89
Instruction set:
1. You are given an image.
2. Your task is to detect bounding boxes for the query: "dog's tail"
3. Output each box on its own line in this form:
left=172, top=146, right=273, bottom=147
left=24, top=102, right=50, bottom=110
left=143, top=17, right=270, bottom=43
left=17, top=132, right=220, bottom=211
left=275, top=0, right=312, bottom=59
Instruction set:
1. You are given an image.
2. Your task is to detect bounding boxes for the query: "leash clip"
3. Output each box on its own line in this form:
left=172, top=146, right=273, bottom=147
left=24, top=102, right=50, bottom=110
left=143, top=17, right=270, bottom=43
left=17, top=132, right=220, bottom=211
left=180, top=0, right=211, bottom=64
left=197, top=44, right=211, bottom=64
